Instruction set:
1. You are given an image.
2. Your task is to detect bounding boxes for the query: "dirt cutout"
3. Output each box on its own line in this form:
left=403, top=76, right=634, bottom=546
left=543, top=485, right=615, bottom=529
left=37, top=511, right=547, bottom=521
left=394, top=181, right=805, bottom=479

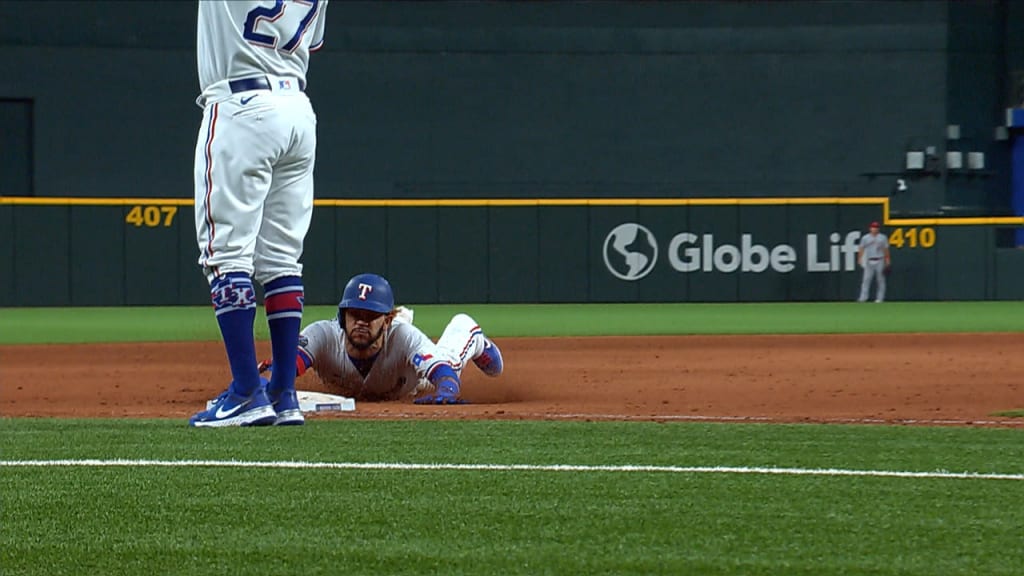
left=2, top=334, right=1022, bottom=426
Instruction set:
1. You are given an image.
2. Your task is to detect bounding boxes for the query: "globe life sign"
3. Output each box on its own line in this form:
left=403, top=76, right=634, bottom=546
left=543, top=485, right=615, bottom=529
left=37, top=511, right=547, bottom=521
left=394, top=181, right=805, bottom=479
left=603, top=223, right=659, bottom=280
left=603, top=223, right=862, bottom=280
left=668, top=233, right=799, bottom=273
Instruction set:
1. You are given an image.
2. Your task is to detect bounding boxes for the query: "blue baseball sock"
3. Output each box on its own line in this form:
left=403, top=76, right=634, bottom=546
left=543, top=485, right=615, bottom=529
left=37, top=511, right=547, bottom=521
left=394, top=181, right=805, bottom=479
left=210, top=272, right=260, bottom=396
left=264, top=275, right=304, bottom=396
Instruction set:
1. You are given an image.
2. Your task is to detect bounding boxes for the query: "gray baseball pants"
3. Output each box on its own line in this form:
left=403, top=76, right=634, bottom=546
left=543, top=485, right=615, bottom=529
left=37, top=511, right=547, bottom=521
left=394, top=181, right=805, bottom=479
left=858, top=259, right=886, bottom=302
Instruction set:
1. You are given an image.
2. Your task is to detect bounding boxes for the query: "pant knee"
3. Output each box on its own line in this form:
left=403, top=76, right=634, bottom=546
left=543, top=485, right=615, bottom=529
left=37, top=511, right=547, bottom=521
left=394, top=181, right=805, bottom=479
left=448, top=313, right=479, bottom=332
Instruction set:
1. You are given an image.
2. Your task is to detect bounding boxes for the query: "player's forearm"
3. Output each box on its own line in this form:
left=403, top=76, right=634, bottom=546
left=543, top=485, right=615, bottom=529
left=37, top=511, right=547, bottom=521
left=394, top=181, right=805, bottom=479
left=296, top=349, right=313, bottom=376
left=427, top=364, right=461, bottom=389
left=257, top=349, right=313, bottom=377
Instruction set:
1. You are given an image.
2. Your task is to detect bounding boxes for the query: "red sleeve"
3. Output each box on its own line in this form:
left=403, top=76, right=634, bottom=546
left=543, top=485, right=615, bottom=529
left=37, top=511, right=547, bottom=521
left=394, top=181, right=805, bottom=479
left=296, top=348, right=313, bottom=376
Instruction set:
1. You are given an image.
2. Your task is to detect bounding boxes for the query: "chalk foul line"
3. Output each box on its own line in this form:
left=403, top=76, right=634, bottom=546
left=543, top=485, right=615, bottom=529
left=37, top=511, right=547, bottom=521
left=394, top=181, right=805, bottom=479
left=1, top=459, right=1021, bottom=481
left=514, top=413, right=1024, bottom=427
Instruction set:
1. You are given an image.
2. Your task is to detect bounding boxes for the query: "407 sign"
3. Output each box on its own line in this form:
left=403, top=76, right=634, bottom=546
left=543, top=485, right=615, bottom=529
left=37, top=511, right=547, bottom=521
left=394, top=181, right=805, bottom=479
left=125, top=205, right=178, bottom=228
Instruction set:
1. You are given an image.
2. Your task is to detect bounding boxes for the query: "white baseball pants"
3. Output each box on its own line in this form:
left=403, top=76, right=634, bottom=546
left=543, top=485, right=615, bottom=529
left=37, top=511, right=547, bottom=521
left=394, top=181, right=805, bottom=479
left=193, top=79, right=316, bottom=285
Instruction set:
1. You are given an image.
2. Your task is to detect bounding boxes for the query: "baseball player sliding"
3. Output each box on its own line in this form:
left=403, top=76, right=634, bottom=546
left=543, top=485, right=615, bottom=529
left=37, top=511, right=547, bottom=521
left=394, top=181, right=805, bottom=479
left=256, top=273, right=505, bottom=404
left=857, top=221, right=891, bottom=303
left=189, top=1, right=329, bottom=428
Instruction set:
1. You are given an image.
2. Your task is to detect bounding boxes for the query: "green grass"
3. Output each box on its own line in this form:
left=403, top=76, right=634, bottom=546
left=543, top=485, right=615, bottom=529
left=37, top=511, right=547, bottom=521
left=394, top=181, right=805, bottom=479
left=3, top=301, right=1024, bottom=344
left=4, top=302, right=1023, bottom=574
left=2, top=419, right=1023, bottom=576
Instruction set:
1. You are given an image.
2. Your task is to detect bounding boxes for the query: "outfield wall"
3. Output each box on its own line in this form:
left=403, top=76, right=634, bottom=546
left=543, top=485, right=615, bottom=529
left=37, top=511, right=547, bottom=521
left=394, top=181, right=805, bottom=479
left=2, top=1, right=1023, bottom=305
left=2, top=198, right=1022, bottom=306
left=1, top=1, right=1020, bottom=216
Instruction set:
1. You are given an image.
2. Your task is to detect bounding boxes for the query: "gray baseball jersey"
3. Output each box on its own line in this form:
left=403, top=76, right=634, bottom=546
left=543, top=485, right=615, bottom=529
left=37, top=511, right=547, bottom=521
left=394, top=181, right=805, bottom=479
left=298, top=319, right=449, bottom=401
left=859, top=233, right=889, bottom=260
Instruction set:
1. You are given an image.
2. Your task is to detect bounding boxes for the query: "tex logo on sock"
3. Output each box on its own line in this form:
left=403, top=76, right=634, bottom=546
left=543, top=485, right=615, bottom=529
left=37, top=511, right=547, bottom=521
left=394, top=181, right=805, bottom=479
left=211, top=277, right=256, bottom=312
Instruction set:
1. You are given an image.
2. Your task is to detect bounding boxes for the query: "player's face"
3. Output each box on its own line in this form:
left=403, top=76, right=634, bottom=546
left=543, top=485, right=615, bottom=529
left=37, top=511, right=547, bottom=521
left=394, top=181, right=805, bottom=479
left=870, top=226, right=880, bottom=235
left=343, top=308, right=389, bottom=350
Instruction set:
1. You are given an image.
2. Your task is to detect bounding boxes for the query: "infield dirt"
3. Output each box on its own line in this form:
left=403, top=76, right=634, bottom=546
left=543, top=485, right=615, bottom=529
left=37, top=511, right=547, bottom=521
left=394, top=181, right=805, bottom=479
left=3, top=334, right=1022, bottom=426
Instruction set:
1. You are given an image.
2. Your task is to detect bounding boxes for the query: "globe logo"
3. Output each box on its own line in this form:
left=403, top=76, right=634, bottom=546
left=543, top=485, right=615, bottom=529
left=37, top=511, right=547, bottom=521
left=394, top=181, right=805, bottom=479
left=603, top=223, right=658, bottom=281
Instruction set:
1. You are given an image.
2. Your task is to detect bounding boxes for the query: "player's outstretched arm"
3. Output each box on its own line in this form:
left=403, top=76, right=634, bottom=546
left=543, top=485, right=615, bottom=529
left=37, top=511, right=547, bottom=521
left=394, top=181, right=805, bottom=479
left=413, top=364, right=466, bottom=405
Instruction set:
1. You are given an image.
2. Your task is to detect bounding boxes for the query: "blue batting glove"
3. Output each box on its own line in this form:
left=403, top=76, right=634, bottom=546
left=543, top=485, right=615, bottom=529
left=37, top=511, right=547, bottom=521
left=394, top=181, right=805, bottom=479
left=414, top=379, right=466, bottom=405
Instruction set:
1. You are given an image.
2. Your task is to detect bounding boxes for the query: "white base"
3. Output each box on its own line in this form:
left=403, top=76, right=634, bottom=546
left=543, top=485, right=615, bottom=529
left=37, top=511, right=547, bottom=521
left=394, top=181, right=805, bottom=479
left=206, top=391, right=356, bottom=413
left=297, top=391, right=356, bottom=413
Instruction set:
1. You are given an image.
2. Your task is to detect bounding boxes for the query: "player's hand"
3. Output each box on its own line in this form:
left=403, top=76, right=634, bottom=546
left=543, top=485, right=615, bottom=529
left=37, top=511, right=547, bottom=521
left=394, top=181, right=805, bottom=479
left=414, top=378, right=466, bottom=405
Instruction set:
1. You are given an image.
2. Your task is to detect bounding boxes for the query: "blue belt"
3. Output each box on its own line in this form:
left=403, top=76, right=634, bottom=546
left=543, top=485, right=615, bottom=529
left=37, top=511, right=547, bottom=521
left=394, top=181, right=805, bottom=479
left=228, top=76, right=306, bottom=93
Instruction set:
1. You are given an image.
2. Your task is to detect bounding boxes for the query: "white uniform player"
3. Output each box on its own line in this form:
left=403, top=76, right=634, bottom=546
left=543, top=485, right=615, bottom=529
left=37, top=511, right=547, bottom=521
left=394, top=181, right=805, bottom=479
left=260, top=273, right=505, bottom=404
left=194, top=0, right=328, bottom=283
left=857, top=221, right=891, bottom=303
left=299, top=310, right=495, bottom=401
left=189, top=1, right=330, bottom=428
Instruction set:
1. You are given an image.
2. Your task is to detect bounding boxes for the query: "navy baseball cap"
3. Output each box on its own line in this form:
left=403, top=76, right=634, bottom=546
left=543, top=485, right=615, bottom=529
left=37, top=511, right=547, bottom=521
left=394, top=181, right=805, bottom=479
left=338, top=273, right=395, bottom=315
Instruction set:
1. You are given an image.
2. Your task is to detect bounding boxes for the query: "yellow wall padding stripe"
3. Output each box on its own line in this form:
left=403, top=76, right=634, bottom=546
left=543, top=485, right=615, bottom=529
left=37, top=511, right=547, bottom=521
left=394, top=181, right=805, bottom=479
left=1, top=196, right=1022, bottom=226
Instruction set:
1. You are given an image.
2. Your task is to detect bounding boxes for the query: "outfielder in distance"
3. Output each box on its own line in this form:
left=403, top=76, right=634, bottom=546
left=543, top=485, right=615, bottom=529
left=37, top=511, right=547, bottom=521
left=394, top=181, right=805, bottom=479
left=857, top=221, right=892, bottom=303
left=258, top=273, right=505, bottom=404
left=189, top=0, right=329, bottom=427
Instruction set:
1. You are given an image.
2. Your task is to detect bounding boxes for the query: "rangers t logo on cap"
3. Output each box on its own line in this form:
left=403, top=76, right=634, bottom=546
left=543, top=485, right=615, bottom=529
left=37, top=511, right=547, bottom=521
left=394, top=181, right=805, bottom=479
left=357, top=283, right=373, bottom=300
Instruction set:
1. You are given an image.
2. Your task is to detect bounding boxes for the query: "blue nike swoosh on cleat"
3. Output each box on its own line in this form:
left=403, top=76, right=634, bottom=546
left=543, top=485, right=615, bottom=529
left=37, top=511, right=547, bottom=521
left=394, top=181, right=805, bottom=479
left=240, top=95, right=257, bottom=105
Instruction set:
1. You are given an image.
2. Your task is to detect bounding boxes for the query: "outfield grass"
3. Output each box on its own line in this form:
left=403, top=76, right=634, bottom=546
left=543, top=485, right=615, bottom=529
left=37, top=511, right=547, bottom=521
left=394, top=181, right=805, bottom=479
left=2, top=301, right=1023, bottom=344
left=3, top=419, right=1023, bottom=576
